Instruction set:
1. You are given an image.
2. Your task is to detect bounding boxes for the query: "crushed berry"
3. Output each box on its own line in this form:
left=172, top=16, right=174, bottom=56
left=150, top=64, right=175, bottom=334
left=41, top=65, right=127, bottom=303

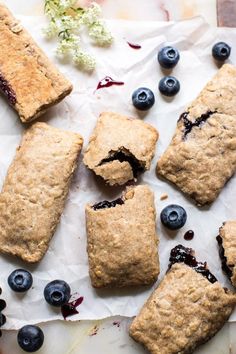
left=169, top=244, right=217, bottom=283
left=180, top=111, right=216, bottom=138
left=93, top=198, right=124, bottom=211
left=216, top=235, right=233, bottom=279
left=61, top=294, right=84, bottom=320
left=0, top=73, right=16, bottom=106
left=99, top=151, right=144, bottom=178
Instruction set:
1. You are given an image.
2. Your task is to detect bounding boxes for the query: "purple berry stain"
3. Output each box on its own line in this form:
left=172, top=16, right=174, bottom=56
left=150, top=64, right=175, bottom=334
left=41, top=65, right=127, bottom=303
left=89, top=325, right=99, bottom=336
left=112, top=321, right=120, bottom=328
left=127, top=42, right=142, bottom=50
left=61, top=293, right=84, bottom=320
left=95, top=76, right=124, bottom=91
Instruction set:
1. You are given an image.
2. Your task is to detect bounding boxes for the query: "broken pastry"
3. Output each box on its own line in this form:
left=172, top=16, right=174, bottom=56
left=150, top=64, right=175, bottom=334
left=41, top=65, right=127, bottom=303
left=217, top=221, right=236, bottom=287
left=129, top=244, right=236, bottom=354
left=0, top=122, right=83, bottom=262
left=157, top=64, right=236, bottom=205
left=86, top=185, right=159, bottom=287
left=0, top=4, right=72, bottom=122
left=83, top=112, right=159, bottom=185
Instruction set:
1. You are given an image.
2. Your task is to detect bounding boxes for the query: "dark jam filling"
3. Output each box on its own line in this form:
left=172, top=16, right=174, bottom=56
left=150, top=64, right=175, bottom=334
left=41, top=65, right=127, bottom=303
left=0, top=73, right=16, bottom=106
left=180, top=111, right=215, bottom=139
left=93, top=198, right=124, bottom=211
left=216, top=235, right=233, bottom=278
left=169, top=244, right=217, bottom=284
left=61, top=294, right=84, bottom=320
left=99, top=151, right=144, bottom=178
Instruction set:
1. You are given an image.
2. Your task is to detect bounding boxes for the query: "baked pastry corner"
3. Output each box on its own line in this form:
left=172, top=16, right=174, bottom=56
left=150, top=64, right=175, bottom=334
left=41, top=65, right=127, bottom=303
left=217, top=221, right=236, bottom=287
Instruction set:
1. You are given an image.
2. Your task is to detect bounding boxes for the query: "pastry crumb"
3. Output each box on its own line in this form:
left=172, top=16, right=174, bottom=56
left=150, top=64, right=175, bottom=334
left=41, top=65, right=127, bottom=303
left=160, top=193, right=168, bottom=200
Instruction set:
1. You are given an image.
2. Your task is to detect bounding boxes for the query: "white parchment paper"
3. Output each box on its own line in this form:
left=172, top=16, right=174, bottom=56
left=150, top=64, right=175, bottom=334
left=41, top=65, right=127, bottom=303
left=1, top=15, right=236, bottom=330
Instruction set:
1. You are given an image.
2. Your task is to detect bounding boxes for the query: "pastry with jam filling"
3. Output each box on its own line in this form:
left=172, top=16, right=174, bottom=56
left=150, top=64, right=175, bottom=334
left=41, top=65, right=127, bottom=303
left=129, top=244, right=236, bottom=354
left=83, top=112, right=158, bottom=186
left=157, top=64, right=236, bottom=205
left=86, top=185, right=159, bottom=288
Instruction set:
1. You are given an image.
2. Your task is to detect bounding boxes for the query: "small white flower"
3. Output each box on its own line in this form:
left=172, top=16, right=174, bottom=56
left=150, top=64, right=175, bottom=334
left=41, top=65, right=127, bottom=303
left=43, top=0, right=113, bottom=71
left=73, top=50, right=96, bottom=71
left=88, top=20, right=113, bottom=46
left=80, top=2, right=101, bottom=26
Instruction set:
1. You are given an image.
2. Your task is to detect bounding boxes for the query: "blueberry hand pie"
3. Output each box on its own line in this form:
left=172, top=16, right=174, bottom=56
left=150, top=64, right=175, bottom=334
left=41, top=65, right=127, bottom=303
left=0, top=122, right=83, bottom=262
left=0, top=4, right=72, bottom=122
left=129, top=245, right=236, bottom=354
left=157, top=64, right=236, bottom=205
left=83, top=112, right=158, bottom=185
left=86, top=185, right=159, bottom=287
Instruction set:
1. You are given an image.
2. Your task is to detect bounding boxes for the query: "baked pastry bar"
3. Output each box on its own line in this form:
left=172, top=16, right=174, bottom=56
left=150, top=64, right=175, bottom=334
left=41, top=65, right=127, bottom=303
left=129, top=245, right=236, bottom=354
left=0, top=122, right=83, bottom=262
left=157, top=64, right=236, bottom=205
left=0, top=4, right=72, bottom=122
left=86, top=185, right=159, bottom=287
left=217, top=221, right=236, bottom=287
left=83, top=112, right=158, bottom=185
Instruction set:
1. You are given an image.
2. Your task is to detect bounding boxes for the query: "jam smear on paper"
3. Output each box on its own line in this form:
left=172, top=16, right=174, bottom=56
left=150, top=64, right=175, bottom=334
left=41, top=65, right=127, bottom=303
left=96, top=76, right=124, bottom=91
left=127, top=42, right=142, bottom=49
left=61, top=293, right=84, bottom=320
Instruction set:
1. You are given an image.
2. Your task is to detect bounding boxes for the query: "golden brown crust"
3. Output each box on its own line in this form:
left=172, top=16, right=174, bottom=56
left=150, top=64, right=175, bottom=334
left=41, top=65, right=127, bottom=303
left=0, top=4, right=72, bottom=122
left=0, top=122, right=83, bottom=262
left=129, top=263, right=236, bottom=354
left=86, top=185, right=159, bottom=287
left=157, top=64, right=236, bottom=205
left=219, top=221, right=236, bottom=287
left=83, top=112, right=159, bottom=185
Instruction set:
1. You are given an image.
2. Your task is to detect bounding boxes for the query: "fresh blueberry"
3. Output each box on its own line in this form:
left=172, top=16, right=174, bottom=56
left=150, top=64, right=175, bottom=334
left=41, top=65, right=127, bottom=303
left=17, top=325, right=44, bottom=352
left=161, top=204, right=187, bottom=230
left=8, top=269, right=33, bottom=293
left=158, top=76, right=180, bottom=97
left=44, top=280, right=71, bottom=307
left=212, top=42, right=231, bottom=61
left=0, top=313, right=6, bottom=327
left=158, top=46, right=180, bottom=69
left=132, top=87, right=155, bottom=111
left=0, top=299, right=6, bottom=312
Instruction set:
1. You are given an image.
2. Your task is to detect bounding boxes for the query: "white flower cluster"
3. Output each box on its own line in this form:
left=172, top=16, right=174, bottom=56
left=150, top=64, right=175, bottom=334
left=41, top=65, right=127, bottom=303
left=43, top=0, right=113, bottom=71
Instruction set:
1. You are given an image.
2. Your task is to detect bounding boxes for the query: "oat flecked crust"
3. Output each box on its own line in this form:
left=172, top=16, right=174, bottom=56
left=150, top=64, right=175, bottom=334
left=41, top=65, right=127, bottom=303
left=129, top=263, right=236, bottom=354
left=157, top=64, right=236, bottom=206
left=219, top=221, right=236, bottom=287
left=83, top=112, right=159, bottom=185
left=0, top=4, right=72, bottom=123
left=86, top=185, right=159, bottom=287
left=0, top=122, right=83, bottom=262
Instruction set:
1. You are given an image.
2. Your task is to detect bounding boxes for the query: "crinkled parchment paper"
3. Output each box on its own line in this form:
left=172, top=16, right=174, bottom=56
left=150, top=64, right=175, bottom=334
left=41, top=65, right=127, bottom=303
left=1, top=15, right=236, bottom=329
